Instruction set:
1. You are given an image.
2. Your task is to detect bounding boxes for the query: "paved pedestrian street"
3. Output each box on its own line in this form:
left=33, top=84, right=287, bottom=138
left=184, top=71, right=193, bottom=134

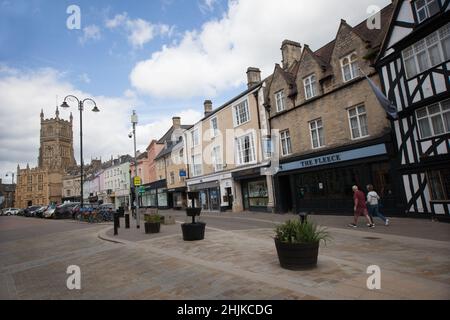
left=0, top=213, right=449, bottom=300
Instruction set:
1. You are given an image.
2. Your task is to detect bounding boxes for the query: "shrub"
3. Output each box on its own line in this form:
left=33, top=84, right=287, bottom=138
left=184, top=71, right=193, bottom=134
left=144, top=214, right=162, bottom=223
left=275, top=219, right=330, bottom=245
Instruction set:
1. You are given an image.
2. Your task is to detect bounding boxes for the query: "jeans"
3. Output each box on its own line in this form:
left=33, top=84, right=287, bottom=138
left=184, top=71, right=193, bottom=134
left=368, top=204, right=387, bottom=223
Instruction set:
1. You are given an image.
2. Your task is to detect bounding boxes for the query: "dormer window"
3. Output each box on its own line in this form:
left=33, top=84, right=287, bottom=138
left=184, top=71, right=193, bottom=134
left=341, top=53, right=359, bottom=82
left=275, top=90, right=286, bottom=112
left=415, top=0, right=440, bottom=23
left=303, top=74, right=317, bottom=100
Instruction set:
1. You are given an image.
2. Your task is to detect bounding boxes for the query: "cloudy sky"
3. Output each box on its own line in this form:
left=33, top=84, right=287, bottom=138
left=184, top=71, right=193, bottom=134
left=0, top=0, right=391, bottom=182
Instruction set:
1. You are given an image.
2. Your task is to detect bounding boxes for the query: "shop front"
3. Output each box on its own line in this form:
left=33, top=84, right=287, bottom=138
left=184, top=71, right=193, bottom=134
left=168, top=187, right=187, bottom=210
left=275, top=140, right=401, bottom=215
left=232, top=167, right=272, bottom=212
left=187, top=173, right=234, bottom=212
left=140, top=180, right=170, bottom=209
left=188, top=181, right=221, bottom=212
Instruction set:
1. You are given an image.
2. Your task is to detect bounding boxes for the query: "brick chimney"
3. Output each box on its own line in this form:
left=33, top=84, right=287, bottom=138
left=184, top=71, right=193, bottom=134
left=281, top=40, right=302, bottom=69
left=246, top=67, right=261, bottom=88
left=172, top=117, right=181, bottom=129
left=204, top=100, right=213, bottom=117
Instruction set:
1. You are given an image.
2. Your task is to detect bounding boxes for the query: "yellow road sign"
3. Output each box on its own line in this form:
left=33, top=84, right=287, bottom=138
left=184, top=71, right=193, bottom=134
left=134, top=176, right=142, bottom=186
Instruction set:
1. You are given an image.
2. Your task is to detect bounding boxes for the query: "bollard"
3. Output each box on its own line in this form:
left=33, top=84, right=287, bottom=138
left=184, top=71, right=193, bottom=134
left=116, top=210, right=121, bottom=228
left=125, top=214, right=130, bottom=229
left=113, top=211, right=119, bottom=236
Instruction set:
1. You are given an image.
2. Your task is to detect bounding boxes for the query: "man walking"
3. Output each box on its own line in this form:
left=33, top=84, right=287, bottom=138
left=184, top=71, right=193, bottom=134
left=367, top=184, right=390, bottom=226
left=348, top=185, right=374, bottom=228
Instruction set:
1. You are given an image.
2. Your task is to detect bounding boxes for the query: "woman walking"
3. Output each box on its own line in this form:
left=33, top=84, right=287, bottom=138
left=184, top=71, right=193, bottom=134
left=366, top=184, right=390, bottom=226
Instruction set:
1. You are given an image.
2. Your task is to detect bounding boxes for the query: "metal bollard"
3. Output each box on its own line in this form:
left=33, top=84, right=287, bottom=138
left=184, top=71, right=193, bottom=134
left=113, top=212, right=119, bottom=236
left=125, top=214, right=130, bottom=229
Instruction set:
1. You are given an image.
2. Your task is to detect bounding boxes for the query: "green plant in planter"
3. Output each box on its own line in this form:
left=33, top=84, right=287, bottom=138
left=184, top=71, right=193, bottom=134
left=275, top=219, right=330, bottom=244
left=145, top=214, right=163, bottom=223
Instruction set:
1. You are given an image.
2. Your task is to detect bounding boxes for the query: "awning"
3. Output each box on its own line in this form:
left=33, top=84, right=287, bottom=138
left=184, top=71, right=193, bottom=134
left=189, top=180, right=220, bottom=191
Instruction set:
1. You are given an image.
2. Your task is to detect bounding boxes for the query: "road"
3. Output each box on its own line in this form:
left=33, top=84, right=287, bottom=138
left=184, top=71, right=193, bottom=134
left=1, top=214, right=449, bottom=300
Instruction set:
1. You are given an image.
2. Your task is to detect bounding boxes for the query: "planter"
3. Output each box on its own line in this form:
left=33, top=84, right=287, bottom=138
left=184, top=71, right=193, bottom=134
left=274, top=239, right=319, bottom=270
left=181, top=222, right=206, bottom=241
left=144, top=222, right=161, bottom=234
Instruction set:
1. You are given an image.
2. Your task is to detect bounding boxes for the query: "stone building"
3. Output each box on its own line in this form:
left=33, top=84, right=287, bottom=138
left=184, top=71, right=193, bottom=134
left=184, top=69, right=273, bottom=213
left=264, top=3, right=401, bottom=214
left=15, top=108, right=76, bottom=208
left=0, top=179, right=16, bottom=209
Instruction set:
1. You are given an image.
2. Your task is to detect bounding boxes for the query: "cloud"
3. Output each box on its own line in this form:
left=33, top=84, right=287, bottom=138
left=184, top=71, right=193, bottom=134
left=79, top=24, right=101, bottom=44
left=79, top=73, right=91, bottom=84
left=0, top=65, right=201, bottom=177
left=199, top=0, right=217, bottom=14
left=106, top=13, right=173, bottom=49
left=130, top=0, right=390, bottom=99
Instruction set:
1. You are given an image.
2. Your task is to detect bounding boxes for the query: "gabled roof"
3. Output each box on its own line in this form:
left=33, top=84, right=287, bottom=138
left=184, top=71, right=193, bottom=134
left=157, top=125, right=191, bottom=144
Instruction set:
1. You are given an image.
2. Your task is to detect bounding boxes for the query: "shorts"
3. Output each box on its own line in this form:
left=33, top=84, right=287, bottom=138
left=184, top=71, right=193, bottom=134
left=354, top=207, right=368, bottom=217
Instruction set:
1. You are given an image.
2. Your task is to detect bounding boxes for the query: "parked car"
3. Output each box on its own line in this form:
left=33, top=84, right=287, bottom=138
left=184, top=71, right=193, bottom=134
left=4, top=208, right=20, bottom=216
left=35, top=206, right=48, bottom=218
left=54, top=202, right=80, bottom=219
left=24, top=206, right=42, bottom=217
left=43, top=205, right=57, bottom=219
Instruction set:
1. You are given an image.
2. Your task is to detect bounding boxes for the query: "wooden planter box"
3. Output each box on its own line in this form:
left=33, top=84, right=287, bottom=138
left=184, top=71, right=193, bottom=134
left=144, top=222, right=161, bottom=234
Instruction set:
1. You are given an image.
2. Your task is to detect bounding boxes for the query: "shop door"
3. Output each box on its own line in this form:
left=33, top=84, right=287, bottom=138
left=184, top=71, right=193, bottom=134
left=209, top=188, right=220, bottom=211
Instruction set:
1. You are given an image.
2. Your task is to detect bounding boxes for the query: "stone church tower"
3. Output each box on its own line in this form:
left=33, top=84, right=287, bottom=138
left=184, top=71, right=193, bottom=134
left=38, top=107, right=76, bottom=171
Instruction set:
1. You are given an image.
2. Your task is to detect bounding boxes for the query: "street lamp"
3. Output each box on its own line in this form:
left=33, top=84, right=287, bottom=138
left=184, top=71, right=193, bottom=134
left=61, top=95, right=100, bottom=211
left=130, top=110, right=140, bottom=229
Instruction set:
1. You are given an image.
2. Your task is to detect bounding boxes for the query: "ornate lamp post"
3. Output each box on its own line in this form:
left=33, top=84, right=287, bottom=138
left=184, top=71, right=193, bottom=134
left=60, top=96, right=100, bottom=210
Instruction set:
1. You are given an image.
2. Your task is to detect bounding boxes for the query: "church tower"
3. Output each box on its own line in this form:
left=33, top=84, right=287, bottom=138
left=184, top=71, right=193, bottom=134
left=38, top=107, right=76, bottom=171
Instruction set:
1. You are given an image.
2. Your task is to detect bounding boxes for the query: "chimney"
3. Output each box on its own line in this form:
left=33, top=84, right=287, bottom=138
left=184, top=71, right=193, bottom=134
left=246, top=67, right=261, bottom=89
left=204, top=100, right=213, bottom=117
left=172, top=116, right=181, bottom=129
left=281, top=40, right=302, bottom=69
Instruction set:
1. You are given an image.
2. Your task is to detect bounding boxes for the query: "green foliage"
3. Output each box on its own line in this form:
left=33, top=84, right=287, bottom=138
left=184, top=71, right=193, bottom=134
left=275, top=219, right=330, bottom=245
left=144, top=214, right=162, bottom=223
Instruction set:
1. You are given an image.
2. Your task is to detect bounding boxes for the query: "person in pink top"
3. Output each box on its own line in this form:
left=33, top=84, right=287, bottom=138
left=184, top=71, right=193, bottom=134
left=348, top=185, right=374, bottom=228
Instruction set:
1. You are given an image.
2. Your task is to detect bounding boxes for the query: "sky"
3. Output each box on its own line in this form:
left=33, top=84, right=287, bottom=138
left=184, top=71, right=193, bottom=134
left=0, top=0, right=391, bottom=182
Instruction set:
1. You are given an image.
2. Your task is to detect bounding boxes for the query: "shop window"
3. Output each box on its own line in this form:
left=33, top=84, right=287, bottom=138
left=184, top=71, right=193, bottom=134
left=427, top=169, right=450, bottom=201
left=244, top=180, right=269, bottom=209
left=416, top=99, right=450, bottom=139
left=348, top=105, right=369, bottom=139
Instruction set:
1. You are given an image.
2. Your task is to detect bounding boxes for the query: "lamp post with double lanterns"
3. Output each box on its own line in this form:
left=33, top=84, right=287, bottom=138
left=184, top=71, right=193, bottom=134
left=60, top=95, right=100, bottom=211
left=129, top=110, right=140, bottom=229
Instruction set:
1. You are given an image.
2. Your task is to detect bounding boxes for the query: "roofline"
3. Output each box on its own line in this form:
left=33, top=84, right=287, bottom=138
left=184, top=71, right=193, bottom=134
left=187, top=82, right=264, bottom=131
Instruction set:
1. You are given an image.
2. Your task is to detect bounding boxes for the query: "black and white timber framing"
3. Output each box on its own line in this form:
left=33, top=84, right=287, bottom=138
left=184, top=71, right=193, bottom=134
left=376, top=0, right=450, bottom=217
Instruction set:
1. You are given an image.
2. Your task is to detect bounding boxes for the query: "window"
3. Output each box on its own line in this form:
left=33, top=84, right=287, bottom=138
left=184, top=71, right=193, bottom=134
left=262, top=136, right=273, bottom=159
left=169, top=172, right=175, bottom=185
left=348, top=105, right=369, bottom=139
left=236, top=133, right=256, bottom=165
left=211, top=146, right=223, bottom=172
left=403, top=23, right=450, bottom=78
left=416, top=99, right=450, bottom=139
left=233, top=100, right=250, bottom=126
left=275, top=90, right=286, bottom=112
left=280, top=130, right=292, bottom=156
left=179, top=149, right=184, bottom=162
left=210, top=117, right=219, bottom=138
left=341, top=53, right=359, bottom=82
left=304, top=74, right=318, bottom=100
left=415, top=0, right=440, bottom=23
left=191, top=154, right=202, bottom=177
left=427, top=169, right=450, bottom=200
left=310, top=119, right=325, bottom=149
left=192, top=129, right=200, bottom=147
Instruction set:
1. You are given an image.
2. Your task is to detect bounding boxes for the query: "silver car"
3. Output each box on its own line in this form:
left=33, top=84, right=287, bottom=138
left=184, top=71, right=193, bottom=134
left=3, top=208, right=20, bottom=216
left=43, top=205, right=57, bottom=219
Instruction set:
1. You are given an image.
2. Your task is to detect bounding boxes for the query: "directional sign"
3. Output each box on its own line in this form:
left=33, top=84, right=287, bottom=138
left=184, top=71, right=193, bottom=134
left=139, top=186, right=145, bottom=194
left=134, top=176, right=142, bottom=187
